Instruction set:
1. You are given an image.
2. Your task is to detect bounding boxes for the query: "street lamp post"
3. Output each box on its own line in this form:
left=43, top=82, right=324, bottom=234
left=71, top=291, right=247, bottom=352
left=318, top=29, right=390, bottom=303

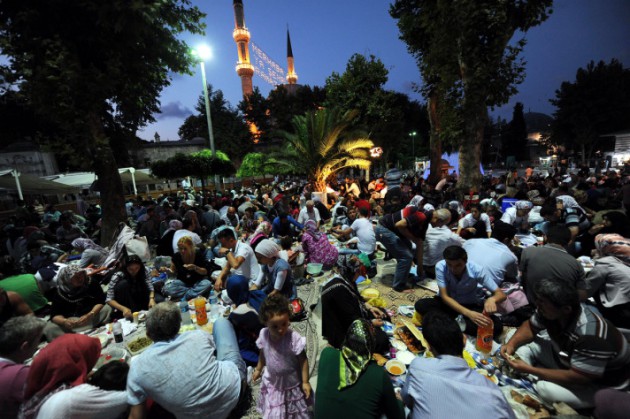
left=193, top=45, right=216, bottom=157
left=409, top=131, right=417, bottom=170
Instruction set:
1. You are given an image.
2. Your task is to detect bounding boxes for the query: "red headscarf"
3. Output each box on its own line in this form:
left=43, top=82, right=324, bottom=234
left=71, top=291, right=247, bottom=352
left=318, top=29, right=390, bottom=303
left=24, top=334, right=101, bottom=400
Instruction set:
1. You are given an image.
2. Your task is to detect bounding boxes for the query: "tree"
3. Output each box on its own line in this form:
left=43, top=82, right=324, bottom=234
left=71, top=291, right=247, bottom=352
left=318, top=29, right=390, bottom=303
left=0, top=0, right=205, bottom=244
left=150, top=150, right=234, bottom=190
left=391, top=0, right=552, bottom=192
left=236, top=152, right=280, bottom=178
left=237, top=87, right=272, bottom=144
left=324, top=53, right=429, bottom=169
left=502, top=102, right=528, bottom=162
left=178, top=86, right=252, bottom=165
left=550, top=59, right=630, bottom=163
left=267, top=85, right=326, bottom=133
left=272, top=109, right=374, bottom=192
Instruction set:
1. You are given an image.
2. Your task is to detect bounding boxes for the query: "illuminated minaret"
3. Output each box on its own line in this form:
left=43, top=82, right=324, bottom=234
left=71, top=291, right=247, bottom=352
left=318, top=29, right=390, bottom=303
left=286, top=29, right=298, bottom=85
left=232, top=0, right=254, bottom=96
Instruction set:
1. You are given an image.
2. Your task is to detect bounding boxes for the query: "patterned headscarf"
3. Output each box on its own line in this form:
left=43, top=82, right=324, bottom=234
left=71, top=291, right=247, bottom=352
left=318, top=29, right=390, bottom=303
left=254, top=221, right=272, bottom=237
left=515, top=200, right=533, bottom=210
left=162, top=219, right=183, bottom=238
left=595, top=233, right=630, bottom=267
left=56, top=264, right=88, bottom=298
left=304, top=219, right=322, bottom=241
left=71, top=238, right=104, bottom=253
left=339, top=319, right=376, bottom=389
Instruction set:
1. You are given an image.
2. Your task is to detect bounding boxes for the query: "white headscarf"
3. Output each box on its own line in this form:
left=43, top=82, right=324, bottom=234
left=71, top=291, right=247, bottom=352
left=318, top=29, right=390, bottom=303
left=255, top=239, right=280, bottom=259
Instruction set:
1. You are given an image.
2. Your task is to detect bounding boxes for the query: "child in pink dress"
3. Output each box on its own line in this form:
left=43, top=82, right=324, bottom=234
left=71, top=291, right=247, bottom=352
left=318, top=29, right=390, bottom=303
left=253, top=294, right=312, bottom=418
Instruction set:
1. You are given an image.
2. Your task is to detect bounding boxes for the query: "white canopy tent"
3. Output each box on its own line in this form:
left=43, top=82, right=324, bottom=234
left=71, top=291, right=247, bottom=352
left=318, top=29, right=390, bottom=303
left=45, top=167, right=157, bottom=196
left=0, top=169, right=78, bottom=199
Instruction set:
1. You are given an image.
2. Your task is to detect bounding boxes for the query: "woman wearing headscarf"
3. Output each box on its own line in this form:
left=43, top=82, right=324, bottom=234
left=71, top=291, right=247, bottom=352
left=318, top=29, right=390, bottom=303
left=251, top=239, right=295, bottom=299
left=301, top=219, right=339, bottom=269
left=48, top=265, right=111, bottom=339
left=585, top=233, right=630, bottom=328
left=18, top=334, right=101, bottom=419
left=106, top=255, right=156, bottom=320
left=71, top=238, right=108, bottom=269
left=314, top=319, right=404, bottom=419
left=156, top=218, right=182, bottom=257
left=163, top=235, right=212, bottom=301
left=226, top=275, right=264, bottom=366
left=248, top=221, right=272, bottom=251
left=321, top=255, right=389, bottom=353
left=582, top=211, right=630, bottom=256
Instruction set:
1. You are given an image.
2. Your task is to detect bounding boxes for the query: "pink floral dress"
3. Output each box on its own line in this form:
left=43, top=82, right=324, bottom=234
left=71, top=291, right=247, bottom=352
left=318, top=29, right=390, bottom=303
left=256, top=328, right=312, bottom=418
left=301, top=233, right=339, bottom=269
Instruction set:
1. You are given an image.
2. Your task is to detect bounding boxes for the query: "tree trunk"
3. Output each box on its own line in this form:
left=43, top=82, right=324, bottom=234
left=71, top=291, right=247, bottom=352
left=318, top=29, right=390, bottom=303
left=88, top=113, right=127, bottom=247
left=458, top=109, right=485, bottom=196
left=427, top=92, right=443, bottom=186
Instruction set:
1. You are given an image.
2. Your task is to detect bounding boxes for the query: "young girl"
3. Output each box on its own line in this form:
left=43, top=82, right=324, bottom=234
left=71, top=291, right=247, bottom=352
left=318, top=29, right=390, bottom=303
left=253, top=294, right=312, bottom=418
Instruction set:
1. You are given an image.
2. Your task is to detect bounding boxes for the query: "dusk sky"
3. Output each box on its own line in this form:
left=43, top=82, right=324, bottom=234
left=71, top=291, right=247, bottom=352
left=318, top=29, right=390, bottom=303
left=138, top=0, right=630, bottom=142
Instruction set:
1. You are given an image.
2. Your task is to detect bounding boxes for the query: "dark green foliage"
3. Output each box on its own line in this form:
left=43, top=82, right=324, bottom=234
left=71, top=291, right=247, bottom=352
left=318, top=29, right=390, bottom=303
left=550, top=59, right=630, bottom=162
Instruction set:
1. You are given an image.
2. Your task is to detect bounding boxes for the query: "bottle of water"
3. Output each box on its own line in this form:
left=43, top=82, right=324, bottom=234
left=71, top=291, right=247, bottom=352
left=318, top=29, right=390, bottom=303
left=455, top=315, right=466, bottom=332
left=209, top=289, right=218, bottom=305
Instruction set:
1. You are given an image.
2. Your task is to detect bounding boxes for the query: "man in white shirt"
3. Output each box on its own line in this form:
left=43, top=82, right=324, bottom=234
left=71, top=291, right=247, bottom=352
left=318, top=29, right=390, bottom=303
left=334, top=208, right=377, bottom=255
left=214, top=228, right=259, bottom=291
left=456, top=204, right=492, bottom=238
left=345, top=176, right=361, bottom=198
left=423, top=209, right=465, bottom=278
left=171, top=219, right=202, bottom=254
left=297, top=200, right=321, bottom=228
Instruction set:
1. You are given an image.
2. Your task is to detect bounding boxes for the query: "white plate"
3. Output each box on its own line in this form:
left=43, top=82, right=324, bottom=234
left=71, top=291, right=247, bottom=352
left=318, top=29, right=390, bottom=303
left=93, top=333, right=111, bottom=348
left=395, top=350, right=416, bottom=365
left=391, top=340, right=407, bottom=351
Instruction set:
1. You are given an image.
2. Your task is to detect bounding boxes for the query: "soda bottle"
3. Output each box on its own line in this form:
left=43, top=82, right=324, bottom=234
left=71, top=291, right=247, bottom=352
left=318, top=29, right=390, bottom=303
left=475, top=312, right=494, bottom=354
left=112, top=320, right=123, bottom=343
left=195, top=296, right=208, bottom=326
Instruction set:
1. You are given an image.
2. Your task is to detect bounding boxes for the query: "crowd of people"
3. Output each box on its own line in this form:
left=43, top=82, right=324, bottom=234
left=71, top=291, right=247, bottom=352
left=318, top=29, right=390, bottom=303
left=1, top=162, right=630, bottom=418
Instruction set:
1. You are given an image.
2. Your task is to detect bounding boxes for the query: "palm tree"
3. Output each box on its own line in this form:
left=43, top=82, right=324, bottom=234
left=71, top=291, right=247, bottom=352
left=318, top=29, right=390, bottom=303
left=272, top=109, right=374, bottom=192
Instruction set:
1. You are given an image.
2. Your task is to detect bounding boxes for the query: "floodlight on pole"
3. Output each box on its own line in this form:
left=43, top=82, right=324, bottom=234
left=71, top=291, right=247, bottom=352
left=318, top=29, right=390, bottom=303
left=409, top=131, right=417, bottom=169
left=193, top=45, right=216, bottom=157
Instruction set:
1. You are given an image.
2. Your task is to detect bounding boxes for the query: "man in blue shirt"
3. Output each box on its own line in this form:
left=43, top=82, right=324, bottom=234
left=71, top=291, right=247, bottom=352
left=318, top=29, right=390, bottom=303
left=414, top=246, right=506, bottom=338
left=402, top=311, right=515, bottom=419
left=271, top=212, right=303, bottom=239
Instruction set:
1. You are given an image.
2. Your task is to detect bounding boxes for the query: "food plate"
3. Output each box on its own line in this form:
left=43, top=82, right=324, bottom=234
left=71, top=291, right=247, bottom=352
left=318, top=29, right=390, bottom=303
left=360, top=288, right=380, bottom=300
left=391, top=339, right=407, bottom=351
left=93, top=347, right=128, bottom=370
left=476, top=368, right=499, bottom=384
left=395, top=350, right=416, bottom=365
left=385, top=359, right=406, bottom=376
left=126, top=335, right=153, bottom=356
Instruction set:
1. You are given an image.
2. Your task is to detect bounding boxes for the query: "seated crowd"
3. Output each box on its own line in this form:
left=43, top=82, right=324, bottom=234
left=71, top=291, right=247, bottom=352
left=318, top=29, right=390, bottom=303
left=1, top=165, right=630, bottom=418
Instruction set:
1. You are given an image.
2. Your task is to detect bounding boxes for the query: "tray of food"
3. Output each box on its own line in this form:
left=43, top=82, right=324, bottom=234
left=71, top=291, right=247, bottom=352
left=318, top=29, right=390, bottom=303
left=126, top=335, right=153, bottom=356
left=394, top=318, right=425, bottom=354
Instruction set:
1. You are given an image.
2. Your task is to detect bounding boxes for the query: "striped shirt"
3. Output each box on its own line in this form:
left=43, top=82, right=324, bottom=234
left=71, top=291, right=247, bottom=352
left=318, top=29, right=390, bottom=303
left=530, top=304, right=630, bottom=383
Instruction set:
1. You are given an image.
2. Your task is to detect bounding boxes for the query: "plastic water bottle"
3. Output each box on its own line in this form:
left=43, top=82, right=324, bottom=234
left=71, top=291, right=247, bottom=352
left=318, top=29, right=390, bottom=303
left=455, top=315, right=467, bottom=332
left=209, top=289, right=218, bottom=305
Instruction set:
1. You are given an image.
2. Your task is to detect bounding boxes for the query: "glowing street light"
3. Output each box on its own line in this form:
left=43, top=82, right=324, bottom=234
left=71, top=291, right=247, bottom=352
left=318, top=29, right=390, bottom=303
left=192, top=45, right=216, bottom=157
left=409, top=131, right=417, bottom=169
